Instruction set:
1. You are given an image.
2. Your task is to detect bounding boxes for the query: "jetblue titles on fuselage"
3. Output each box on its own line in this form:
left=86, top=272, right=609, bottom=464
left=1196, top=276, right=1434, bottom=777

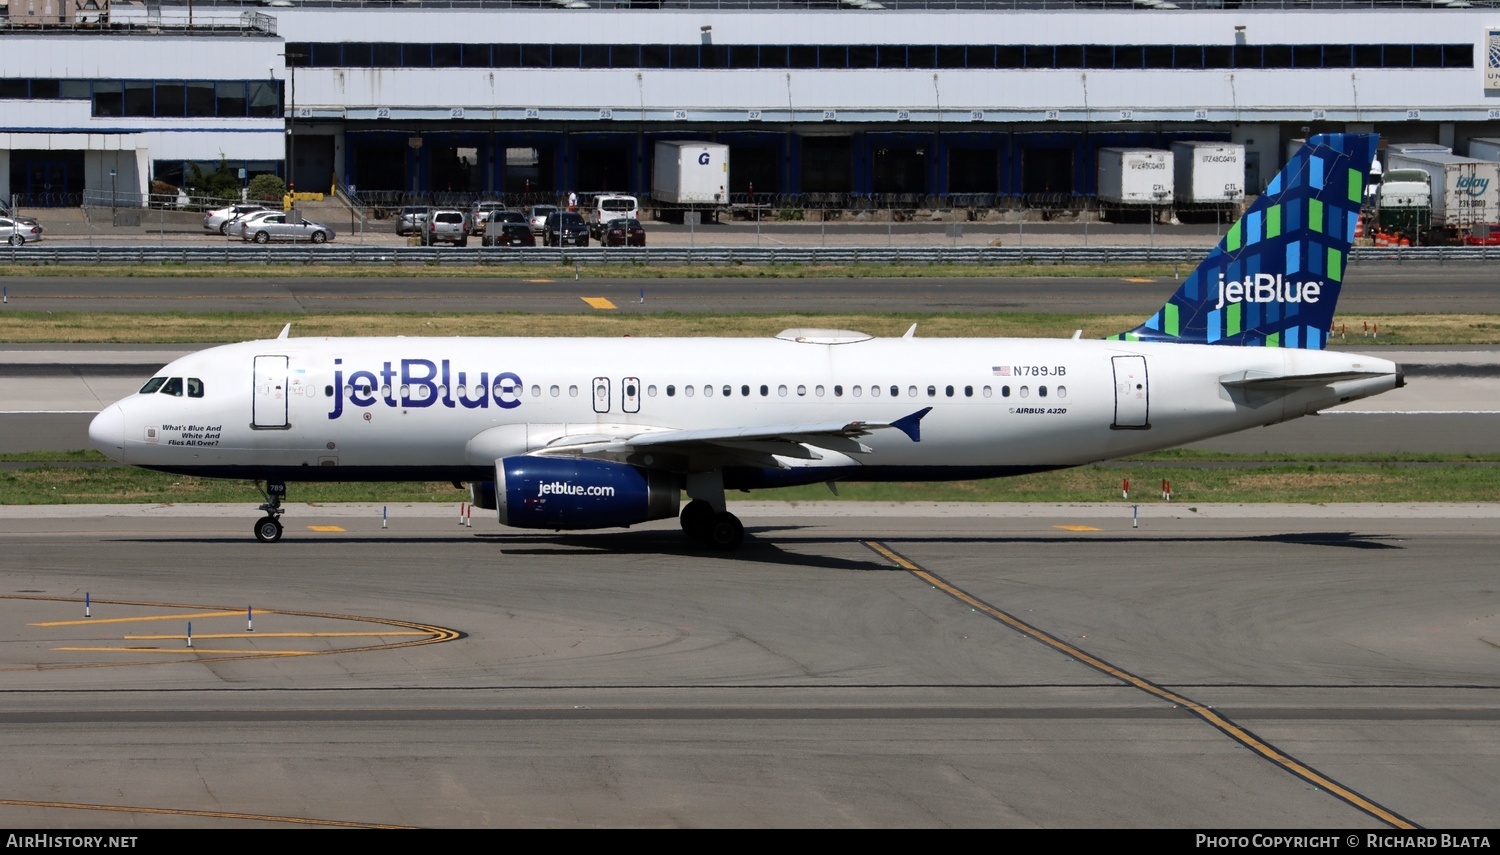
left=328, top=357, right=523, bottom=419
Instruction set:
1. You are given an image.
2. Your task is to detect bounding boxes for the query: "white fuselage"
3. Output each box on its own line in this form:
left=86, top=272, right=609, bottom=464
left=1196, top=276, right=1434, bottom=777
left=90, top=333, right=1401, bottom=485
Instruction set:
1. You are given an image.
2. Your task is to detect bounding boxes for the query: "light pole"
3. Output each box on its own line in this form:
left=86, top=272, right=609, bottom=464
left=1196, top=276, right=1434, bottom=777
left=278, top=51, right=304, bottom=207
left=109, top=167, right=116, bottom=218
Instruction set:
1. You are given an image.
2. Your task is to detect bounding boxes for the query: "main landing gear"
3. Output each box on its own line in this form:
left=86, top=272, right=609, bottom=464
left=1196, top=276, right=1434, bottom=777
left=254, top=480, right=287, bottom=543
left=679, top=499, right=744, bottom=550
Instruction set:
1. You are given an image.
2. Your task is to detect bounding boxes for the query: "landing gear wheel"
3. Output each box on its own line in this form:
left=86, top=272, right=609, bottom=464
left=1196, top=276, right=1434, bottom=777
left=254, top=479, right=287, bottom=543
left=254, top=516, right=284, bottom=543
left=680, top=500, right=714, bottom=541
left=706, top=512, right=744, bottom=551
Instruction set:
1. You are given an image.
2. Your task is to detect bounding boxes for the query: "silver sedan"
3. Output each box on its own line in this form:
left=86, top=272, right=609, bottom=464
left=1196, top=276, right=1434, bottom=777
left=238, top=213, right=336, bottom=244
left=0, top=216, right=43, bottom=246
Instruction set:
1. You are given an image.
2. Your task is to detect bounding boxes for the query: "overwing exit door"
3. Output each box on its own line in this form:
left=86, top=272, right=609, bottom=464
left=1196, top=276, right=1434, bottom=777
left=592, top=377, right=610, bottom=414
left=622, top=377, right=640, bottom=413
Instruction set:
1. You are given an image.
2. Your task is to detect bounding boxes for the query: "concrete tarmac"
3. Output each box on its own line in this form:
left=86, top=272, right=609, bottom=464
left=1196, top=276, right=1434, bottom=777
left=0, top=503, right=1496, bottom=829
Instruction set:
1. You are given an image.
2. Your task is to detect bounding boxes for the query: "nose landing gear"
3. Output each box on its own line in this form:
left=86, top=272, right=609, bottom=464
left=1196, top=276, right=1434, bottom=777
left=254, top=480, right=287, bottom=543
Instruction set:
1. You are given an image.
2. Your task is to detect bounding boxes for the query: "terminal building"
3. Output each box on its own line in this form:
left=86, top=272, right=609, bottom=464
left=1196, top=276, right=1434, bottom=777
left=2, top=0, right=1498, bottom=209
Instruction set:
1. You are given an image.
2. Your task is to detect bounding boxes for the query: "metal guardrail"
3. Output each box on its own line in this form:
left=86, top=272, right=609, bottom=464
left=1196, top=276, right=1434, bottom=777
left=3, top=245, right=1498, bottom=266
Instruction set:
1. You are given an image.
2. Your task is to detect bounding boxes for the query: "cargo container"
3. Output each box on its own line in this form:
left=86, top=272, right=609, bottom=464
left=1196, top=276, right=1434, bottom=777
left=651, top=141, right=730, bottom=223
left=1169, top=141, right=1245, bottom=222
left=1466, top=138, right=1500, bottom=163
left=1096, top=148, right=1173, bottom=222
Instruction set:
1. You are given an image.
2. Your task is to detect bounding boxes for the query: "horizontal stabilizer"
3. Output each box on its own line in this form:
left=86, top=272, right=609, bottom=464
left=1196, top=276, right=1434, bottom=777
left=1220, top=369, right=1392, bottom=390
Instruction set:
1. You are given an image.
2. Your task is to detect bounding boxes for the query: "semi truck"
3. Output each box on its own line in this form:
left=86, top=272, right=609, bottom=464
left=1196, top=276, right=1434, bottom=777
left=1169, top=141, right=1245, bottom=223
left=1095, top=148, right=1172, bottom=222
left=1385, top=144, right=1500, bottom=235
left=651, top=141, right=730, bottom=223
left=1373, top=168, right=1432, bottom=232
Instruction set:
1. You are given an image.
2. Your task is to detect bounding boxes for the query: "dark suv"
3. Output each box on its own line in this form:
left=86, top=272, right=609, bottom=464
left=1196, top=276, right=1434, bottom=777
left=543, top=211, right=589, bottom=247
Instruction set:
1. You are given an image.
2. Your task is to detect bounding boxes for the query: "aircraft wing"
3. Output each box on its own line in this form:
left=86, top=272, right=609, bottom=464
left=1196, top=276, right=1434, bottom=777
left=534, top=407, right=932, bottom=470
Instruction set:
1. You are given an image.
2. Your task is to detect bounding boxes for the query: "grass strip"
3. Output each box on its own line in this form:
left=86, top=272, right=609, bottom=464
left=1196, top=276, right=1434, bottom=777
left=0, top=310, right=1492, bottom=345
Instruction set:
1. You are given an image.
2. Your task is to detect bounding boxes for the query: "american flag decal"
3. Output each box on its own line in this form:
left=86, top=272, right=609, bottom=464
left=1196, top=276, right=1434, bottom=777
left=992, top=366, right=1010, bottom=376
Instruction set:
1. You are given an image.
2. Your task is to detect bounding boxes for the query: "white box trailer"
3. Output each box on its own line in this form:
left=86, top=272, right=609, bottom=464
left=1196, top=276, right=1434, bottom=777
left=1096, top=148, right=1172, bottom=221
left=1169, top=141, right=1245, bottom=216
left=651, top=141, right=730, bottom=222
left=1386, top=145, right=1500, bottom=229
left=1466, top=138, right=1500, bottom=163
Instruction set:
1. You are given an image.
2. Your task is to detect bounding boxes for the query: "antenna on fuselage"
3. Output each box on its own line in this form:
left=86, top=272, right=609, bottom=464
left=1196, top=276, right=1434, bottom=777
left=277, top=323, right=291, bottom=340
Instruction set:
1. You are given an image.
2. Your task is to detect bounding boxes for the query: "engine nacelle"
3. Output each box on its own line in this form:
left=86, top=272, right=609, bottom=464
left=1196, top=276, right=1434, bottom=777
left=496, top=457, right=680, bottom=530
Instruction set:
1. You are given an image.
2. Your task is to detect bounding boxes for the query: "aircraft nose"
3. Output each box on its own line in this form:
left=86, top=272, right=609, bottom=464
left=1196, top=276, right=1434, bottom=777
left=89, top=404, right=126, bottom=460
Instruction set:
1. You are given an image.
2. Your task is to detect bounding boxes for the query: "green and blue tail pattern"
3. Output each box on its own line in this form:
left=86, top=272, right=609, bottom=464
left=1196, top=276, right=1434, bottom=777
left=1110, top=133, right=1378, bottom=349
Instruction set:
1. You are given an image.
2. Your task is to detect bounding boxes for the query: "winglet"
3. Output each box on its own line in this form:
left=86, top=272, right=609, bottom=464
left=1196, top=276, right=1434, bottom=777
left=890, top=407, right=933, bottom=443
left=277, top=323, right=292, bottom=340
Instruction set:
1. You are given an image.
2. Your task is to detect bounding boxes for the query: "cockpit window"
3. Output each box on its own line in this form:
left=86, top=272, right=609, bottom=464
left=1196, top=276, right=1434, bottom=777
left=187, top=377, right=204, bottom=398
left=161, top=377, right=184, bottom=396
left=139, top=377, right=167, bottom=394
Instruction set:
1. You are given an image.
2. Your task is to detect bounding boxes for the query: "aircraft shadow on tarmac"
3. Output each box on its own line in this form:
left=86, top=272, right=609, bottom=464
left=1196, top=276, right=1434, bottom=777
left=110, top=529, right=1402, bottom=566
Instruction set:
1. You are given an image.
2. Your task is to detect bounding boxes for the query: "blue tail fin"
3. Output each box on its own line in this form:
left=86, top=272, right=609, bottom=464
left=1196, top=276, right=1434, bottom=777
left=1110, top=133, right=1378, bottom=349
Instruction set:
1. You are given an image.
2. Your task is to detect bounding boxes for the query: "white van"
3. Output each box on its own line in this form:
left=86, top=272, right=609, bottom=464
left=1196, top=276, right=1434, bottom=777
left=587, top=194, right=639, bottom=239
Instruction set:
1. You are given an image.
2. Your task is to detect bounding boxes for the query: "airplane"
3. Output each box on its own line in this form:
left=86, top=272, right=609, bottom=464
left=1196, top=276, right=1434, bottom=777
left=89, top=133, right=1402, bottom=549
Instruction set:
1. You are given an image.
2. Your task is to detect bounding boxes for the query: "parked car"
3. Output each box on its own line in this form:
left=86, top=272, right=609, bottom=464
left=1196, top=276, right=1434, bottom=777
left=0, top=201, right=38, bottom=226
left=481, top=209, right=528, bottom=236
left=232, top=210, right=279, bottom=234
left=542, top=211, right=589, bottom=247
left=423, top=209, right=470, bottom=246
left=204, top=203, right=271, bottom=235
left=587, top=194, right=640, bottom=239
left=469, top=201, right=511, bottom=235
left=600, top=217, right=646, bottom=247
left=0, top=216, right=43, bottom=246
left=484, top=220, right=537, bottom=248
left=527, top=204, right=558, bottom=235
left=238, top=212, right=336, bottom=244
left=396, top=206, right=428, bottom=236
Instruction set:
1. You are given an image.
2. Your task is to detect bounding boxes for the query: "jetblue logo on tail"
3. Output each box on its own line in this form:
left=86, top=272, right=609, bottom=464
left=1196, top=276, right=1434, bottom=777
left=1111, top=133, right=1378, bottom=350
left=1215, top=274, right=1323, bottom=311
